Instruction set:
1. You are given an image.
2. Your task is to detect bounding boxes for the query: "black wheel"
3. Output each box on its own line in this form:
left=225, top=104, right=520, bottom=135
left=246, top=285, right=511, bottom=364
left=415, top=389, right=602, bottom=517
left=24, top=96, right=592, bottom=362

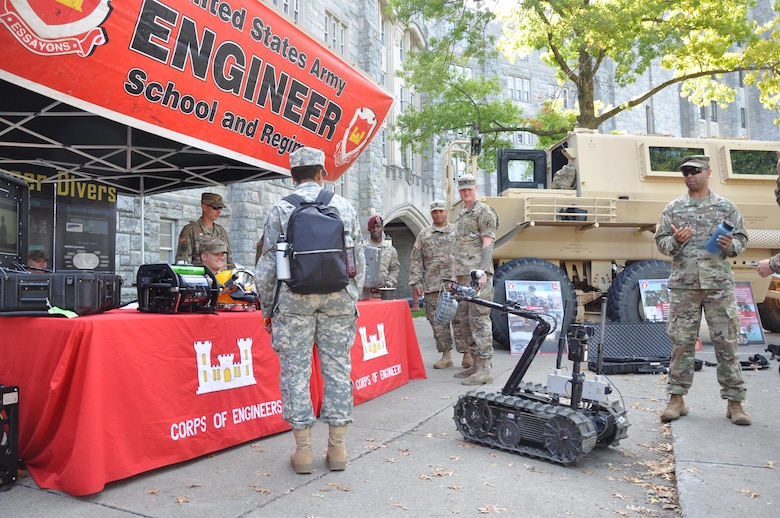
left=591, top=410, right=618, bottom=448
left=492, top=258, right=577, bottom=350
left=460, top=399, right=493, bottom=438
left=497, top=419, right=521, bottom=447
left=758, top=296, right=780, bottom=333
left=543, top=415, right=583, bottom=465
left=606, top=260, right=671, bottom=322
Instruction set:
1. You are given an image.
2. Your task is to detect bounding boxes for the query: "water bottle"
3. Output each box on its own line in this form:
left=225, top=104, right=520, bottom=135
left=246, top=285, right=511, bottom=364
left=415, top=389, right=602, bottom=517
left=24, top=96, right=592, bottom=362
left=276, top=234, right=291, bottom=280
left=705, top=220, right=734, bottom=254
left=344, top=232, right=357, bottom=278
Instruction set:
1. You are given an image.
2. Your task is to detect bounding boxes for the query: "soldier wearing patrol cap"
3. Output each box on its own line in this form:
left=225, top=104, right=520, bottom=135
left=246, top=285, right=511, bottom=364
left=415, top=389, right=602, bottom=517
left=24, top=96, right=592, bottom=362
left=409, top=199, right=459, bottom=369
left=255, top=145, right=365, bottom=475
left=197, top=236, right=228, bottom=275
left=655, top=154, right=751, bottom=426
left=176, top=192, right=233, bottom=267
left=450, top=173, right=498, bottom=385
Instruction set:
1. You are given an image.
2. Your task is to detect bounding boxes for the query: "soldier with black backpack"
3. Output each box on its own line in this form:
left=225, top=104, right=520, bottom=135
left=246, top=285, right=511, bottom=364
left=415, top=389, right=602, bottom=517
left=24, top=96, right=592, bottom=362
left=255, top=146, right=365, bottom=475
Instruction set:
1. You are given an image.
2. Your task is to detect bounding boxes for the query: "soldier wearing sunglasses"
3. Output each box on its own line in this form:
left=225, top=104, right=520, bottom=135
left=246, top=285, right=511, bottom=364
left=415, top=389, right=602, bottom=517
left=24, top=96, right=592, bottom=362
left=176, top=192, right=233, bottom=267
left=654, top=155, right=751, bottom=426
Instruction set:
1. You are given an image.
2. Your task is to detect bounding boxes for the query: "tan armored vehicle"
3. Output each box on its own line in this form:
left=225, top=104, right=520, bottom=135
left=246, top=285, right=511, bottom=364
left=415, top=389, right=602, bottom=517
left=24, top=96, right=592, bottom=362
left=452, top=130, right=780, bottom=347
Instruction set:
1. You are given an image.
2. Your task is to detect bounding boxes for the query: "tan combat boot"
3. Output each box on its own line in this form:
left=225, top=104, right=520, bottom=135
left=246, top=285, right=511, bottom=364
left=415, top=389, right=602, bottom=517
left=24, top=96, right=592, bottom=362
left=726, top=400, right=751, bottom=426
left=461, top=357, right=494, bottom=386
left=660, top=394, right=688, bottom=422
left=433, top=350, right=454, bottom=369
left=326, top=425, right=348, bottom=471
left=461, top=351, right=473, bottom=369
left=454, top=356, right=478, bottom=379
left=291, top=428, right=314, bottom=474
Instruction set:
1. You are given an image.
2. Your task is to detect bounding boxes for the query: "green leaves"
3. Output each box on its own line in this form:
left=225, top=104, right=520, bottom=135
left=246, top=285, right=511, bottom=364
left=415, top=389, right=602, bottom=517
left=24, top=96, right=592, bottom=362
left=388, top=0, right=780, bottom=161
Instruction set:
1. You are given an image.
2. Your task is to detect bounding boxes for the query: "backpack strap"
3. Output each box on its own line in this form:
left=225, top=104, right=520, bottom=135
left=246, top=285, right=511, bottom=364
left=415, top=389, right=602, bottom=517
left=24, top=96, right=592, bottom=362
left=314, top=189, right=335, bottom=206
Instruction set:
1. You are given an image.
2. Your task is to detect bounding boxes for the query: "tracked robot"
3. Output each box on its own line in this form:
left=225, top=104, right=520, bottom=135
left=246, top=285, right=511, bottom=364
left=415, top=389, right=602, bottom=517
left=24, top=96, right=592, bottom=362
left=437, top=271, right=630, bottom=466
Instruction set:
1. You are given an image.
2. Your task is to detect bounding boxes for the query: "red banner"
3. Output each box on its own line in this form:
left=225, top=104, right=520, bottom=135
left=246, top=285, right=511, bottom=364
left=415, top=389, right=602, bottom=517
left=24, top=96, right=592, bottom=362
left=0, top=0, right=393, bottom=181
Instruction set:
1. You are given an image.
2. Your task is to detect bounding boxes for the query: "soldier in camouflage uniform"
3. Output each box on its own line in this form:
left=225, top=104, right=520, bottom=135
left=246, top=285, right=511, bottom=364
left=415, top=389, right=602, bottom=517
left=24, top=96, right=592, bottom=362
left=363, top=215, right=400, bottom=298
left=255, top=147, right=365, bottom=474
left=450, top=174, right=497, bottom=385
left=756, top=151, right=780, bottom=278
left=654, top=155, right=751, bottom=426
left=408, top=199, right=457, bottom=369
left=176, top=192, right=233, bottom=267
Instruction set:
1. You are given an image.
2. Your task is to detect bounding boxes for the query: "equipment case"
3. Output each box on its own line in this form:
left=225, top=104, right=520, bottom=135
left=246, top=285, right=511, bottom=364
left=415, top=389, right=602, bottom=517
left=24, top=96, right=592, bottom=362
left=0, top=272, right=122, bottom=316
left=0, top=385, right=19, bottom=491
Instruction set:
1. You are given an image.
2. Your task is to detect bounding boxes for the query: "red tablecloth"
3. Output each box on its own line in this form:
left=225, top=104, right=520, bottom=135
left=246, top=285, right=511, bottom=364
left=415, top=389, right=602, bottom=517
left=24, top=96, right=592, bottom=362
left=0, top=300, right=424, bottom=496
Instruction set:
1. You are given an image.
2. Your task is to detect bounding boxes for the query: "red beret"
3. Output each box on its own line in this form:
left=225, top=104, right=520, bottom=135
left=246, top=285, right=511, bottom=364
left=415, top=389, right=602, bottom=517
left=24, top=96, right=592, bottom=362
left=367, top=215, right=383, bottom=230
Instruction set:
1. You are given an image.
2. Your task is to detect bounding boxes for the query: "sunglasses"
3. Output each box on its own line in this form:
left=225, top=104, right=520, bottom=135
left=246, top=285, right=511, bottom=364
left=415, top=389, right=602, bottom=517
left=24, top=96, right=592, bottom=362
left=207, top=205, right=223, bottom=211
left=681, top=167, right=705, bottom=177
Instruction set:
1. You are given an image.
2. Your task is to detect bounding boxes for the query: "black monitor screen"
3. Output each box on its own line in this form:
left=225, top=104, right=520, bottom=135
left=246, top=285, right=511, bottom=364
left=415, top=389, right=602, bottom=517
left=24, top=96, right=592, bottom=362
left=0, top=174, right=29, bottom=267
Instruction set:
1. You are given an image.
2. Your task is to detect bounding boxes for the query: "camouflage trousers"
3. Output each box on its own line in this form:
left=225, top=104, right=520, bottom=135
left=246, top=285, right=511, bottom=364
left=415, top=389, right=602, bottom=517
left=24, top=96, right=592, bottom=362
left=423, top=291, right=455, bottom=353
left=271, top=290, right=357, bottom=429
left=666, top=288, right=745, bottom=401
left=452, top=274, right=494, bottom=360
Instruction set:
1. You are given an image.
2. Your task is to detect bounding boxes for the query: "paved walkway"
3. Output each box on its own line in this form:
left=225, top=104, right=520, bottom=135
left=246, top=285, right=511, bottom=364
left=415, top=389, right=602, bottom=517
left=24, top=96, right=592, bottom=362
left=2, top=317, right=779, bottom=517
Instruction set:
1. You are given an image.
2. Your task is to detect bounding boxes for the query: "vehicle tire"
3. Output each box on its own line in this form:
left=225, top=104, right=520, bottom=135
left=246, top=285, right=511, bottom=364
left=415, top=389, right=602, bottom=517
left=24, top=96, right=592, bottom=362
left=492, top=258, right=577, bottom=350
left=758, top=297, right=780, bottom=333
left=606, top=260, right=671, bottom=323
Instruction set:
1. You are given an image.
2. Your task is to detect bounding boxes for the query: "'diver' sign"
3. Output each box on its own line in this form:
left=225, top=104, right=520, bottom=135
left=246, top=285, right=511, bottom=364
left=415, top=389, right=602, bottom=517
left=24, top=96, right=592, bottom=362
left=0, top=0, right=393, bottom=180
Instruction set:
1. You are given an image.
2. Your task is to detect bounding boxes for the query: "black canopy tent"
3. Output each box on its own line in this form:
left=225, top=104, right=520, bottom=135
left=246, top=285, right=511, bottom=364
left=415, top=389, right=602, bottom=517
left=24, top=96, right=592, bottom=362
left=0, top=78, right=287, bottom=197
left=0, top=77, right=291, bottom=265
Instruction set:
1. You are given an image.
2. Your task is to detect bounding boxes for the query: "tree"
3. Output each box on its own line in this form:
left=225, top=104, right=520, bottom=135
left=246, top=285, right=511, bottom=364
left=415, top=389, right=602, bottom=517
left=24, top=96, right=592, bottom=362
left=389, top=0, right=780, bottom=151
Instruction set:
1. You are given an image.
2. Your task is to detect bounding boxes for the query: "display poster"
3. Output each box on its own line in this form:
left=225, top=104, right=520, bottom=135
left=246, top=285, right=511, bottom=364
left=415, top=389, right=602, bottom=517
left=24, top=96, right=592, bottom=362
left=734, top=282, right=766, bottom=346
left=505, top=280, right=564, bottom=355
left=638, top=278, right=670, bottom=322
left=638, top=278, right=763, bottom=346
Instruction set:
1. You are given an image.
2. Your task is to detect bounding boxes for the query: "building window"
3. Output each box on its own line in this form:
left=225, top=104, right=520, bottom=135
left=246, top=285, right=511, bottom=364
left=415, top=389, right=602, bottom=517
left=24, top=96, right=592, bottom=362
left=450, top=65, right=473, bottom=80
left=325, top=12, right=347, bottom=54
left=508, top=76, right=530, bottom=102
left=272, top=0, right=299, bottom=21
left=740, top=107, right=746, bottom=129
left=710, top=101, right=718, bottom=122
left=548, top=84, right=570, bottom=108
left=699, top=106, right=706, bottom=120
left=159, top=219, right=176, bottom=264
left=399, top=86, right=405, bottom=113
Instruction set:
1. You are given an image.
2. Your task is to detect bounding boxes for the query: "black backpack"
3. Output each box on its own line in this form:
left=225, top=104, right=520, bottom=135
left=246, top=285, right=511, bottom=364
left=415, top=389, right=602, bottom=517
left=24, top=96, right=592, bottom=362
left=282, top=190, right=348, bottom=294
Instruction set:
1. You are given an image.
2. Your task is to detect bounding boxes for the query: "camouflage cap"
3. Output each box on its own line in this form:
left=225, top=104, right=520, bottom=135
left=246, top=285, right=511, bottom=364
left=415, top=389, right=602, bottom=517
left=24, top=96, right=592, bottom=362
left=198, top=236, right=227, bottom=255
left=290, top=146, right=328, bottom=176
left=457, top=173, right=476, bottom=189
left=679, top=155, right=710, bottom=170
left=430, top=199, right=447, bottom=211
left=201, top=192, right=226, bottom=208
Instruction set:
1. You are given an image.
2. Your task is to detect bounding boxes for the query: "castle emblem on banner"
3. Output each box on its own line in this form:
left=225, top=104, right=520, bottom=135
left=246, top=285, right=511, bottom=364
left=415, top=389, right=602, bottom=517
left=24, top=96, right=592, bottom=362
left=360, top=322, right=388, bottom=361
left=194, top=338, right=257, bottom=395
left=1, top=0, right=111, bottom=57
left=334, top=107, right=378, bottom=168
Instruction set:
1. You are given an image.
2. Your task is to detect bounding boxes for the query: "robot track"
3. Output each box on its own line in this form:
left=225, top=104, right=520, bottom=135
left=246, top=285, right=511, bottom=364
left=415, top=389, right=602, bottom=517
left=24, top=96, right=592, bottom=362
left=453, top=390, right=599, bottom=466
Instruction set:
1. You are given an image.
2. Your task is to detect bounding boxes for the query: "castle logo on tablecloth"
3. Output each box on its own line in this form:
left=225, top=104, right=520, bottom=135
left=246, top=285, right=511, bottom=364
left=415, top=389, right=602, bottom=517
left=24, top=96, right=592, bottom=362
left=360, top=322, right=388, bottom=361
left=194, top=338, right=256, bottom=394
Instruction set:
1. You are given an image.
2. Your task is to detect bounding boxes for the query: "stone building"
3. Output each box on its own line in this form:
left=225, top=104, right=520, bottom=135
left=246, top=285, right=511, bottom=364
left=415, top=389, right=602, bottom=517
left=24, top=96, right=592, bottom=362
left=116, top=0, right=780, bottom=302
